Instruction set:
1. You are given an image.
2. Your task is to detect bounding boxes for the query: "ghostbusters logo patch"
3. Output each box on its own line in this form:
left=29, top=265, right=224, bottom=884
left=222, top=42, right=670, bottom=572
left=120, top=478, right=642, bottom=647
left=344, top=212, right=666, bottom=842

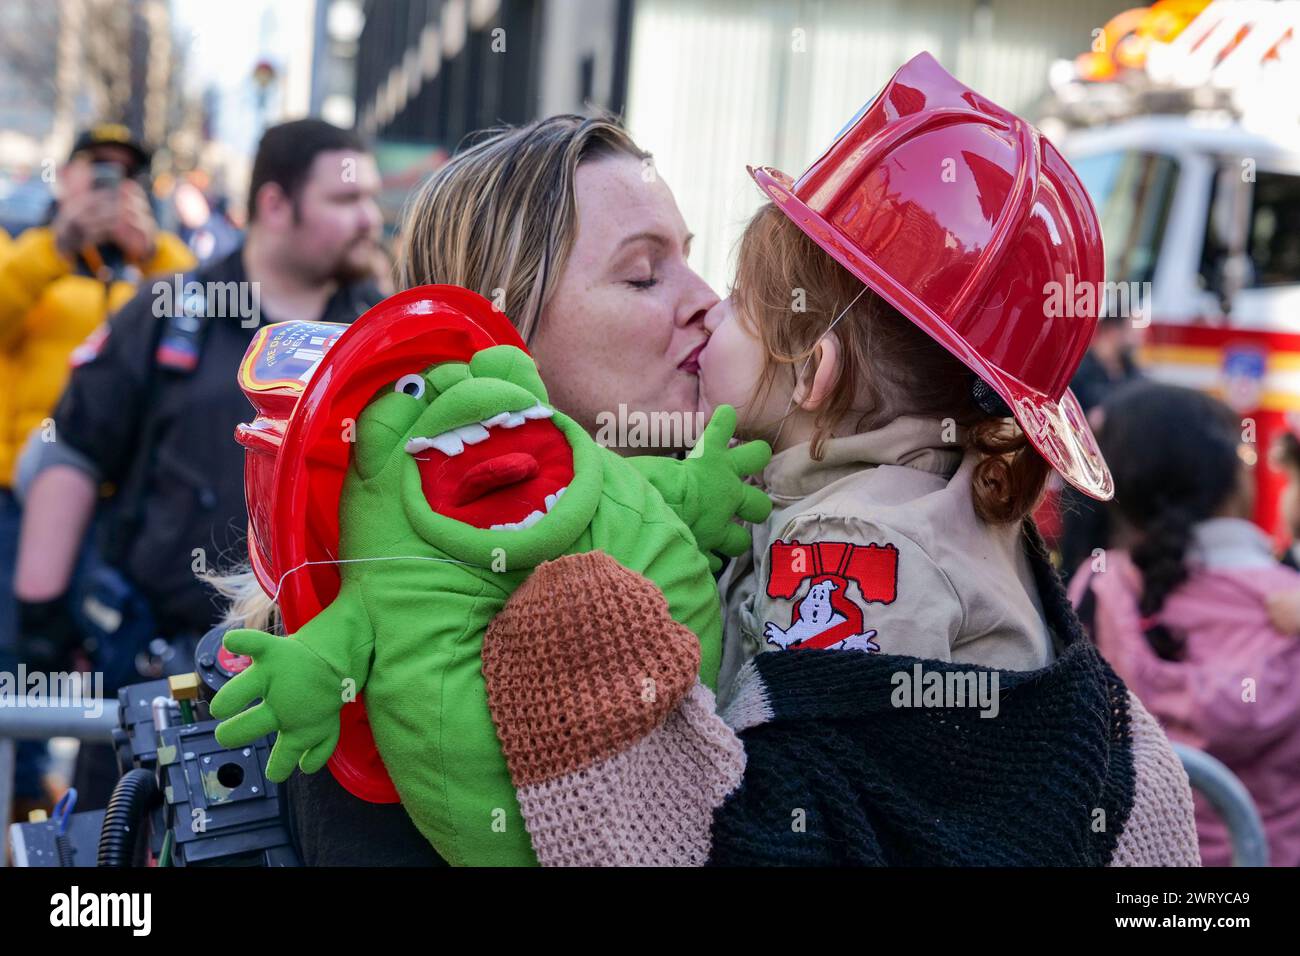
left=762, top=539, right=898, bottom=652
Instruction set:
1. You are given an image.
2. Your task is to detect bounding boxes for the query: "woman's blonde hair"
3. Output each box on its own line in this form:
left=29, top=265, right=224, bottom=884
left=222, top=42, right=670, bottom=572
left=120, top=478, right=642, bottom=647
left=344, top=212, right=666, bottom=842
left=208, top=568, right=279, bottom=633
left=734, top=202, right=1050, bottom=524
left=212, top=115, right=649, bottom=631
left=399, top=113, right=648, bottom=343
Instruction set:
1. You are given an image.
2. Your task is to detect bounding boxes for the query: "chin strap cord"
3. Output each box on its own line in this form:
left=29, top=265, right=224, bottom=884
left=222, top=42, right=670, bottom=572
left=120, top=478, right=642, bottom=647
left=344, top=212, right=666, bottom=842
left=770, top=284, right=870, bottom=451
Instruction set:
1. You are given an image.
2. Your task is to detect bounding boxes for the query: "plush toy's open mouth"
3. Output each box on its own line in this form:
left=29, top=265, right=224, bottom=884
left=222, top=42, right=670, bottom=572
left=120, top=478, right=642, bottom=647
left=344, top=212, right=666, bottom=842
left=405, top=404, right=575, bottom=530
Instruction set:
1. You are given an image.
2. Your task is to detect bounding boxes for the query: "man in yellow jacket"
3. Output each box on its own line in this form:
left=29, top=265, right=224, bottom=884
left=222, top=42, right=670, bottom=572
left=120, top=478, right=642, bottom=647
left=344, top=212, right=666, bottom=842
left=0, top=125, right=192, bottom=818
left=0, top=125, right=194, bottom=487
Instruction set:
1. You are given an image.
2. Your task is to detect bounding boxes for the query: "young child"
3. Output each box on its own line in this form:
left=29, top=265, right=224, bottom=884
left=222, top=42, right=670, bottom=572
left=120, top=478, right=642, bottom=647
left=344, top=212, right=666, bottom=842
left=706, top=198, right=1063, bottom=696
left=478, top=53, right=1200, bottom=866
left=1070, top=381, right=1300, bottom=866
left=698, top=64, right=1114, bottom=698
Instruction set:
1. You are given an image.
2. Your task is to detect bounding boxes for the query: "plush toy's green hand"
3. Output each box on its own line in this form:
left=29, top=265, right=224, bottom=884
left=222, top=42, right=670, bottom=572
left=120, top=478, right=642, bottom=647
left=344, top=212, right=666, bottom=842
left=685, top=405, right=774, bottom=572
left=210, top=629, right=345, bottom=782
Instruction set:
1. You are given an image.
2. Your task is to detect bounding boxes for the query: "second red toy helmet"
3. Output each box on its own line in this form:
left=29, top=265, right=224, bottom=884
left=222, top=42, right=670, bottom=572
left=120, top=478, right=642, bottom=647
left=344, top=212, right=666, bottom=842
left=750, top=51, right=1113, bottom=500
left=236, top=285, right=528, bottom=802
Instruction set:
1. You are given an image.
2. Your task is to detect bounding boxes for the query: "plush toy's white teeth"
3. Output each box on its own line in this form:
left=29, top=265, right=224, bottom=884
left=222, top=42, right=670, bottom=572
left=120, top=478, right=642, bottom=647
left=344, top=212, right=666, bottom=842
left=543, top=484, right=568, bottom=513
left=489, top=485, right=567, bottom=531
left=406, top=404, right=553, bottom=458
left=404, top=434, right=463, bottom=456
left=489, top=509, right=544, bottom=532
left=455, top=423, right=490, bottom=445
left=432, top=433, right=465, bottom=456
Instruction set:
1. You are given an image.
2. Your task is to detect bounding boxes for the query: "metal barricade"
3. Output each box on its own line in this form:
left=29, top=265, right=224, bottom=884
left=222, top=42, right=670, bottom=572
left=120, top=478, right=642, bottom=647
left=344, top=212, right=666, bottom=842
left=1174, top=742, right=1270, bottom=867
left=0, top=700, right=120, bottom=866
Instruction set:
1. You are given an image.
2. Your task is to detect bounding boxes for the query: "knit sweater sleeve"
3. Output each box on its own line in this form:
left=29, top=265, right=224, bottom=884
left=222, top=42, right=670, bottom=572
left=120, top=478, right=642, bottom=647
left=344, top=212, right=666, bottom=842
left=709, top=722, right=887, bottom=867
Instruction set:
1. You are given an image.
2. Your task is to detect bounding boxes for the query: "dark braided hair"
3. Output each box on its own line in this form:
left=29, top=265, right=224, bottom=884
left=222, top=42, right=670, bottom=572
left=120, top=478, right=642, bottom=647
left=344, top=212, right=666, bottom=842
left=1273, top=430, right=1300, bottom=471
left=1097, top=381, right=1243, bottom=660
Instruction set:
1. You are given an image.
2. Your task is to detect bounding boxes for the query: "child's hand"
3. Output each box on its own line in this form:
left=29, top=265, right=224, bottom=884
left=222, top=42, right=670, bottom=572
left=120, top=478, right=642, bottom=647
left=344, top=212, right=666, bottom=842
left=1265, top=588, right=1300, bottom=636
left=685, top=405, right=774, bottom=571
left=211, top=629, right=346, bottom=781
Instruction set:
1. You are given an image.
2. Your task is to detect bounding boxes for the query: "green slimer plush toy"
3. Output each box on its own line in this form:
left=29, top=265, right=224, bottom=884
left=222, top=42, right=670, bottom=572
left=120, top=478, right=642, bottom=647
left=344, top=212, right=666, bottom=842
left=212, top=343, right=771, bottom=866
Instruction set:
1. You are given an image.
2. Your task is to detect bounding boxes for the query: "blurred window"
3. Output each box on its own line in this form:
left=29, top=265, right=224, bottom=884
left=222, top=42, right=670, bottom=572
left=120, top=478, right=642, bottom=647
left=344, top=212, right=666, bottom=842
left=1247, top=172, right=1300, bottom=287
left=1073, top=149, right=1180, bottom=285
left=1199, top=164, right=1230, bottom=293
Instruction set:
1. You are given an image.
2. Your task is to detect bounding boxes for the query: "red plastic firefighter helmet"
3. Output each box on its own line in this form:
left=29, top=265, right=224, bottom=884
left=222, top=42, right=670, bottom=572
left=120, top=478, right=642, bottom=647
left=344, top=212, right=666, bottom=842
left=750, top=51, right=1113, bottom=500
left=236, top=285, right=528, bottom=802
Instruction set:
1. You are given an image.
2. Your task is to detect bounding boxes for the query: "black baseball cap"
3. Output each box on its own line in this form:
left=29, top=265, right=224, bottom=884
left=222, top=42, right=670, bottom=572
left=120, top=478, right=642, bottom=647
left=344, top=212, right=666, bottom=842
left=69, top=123, right=153, bottom=173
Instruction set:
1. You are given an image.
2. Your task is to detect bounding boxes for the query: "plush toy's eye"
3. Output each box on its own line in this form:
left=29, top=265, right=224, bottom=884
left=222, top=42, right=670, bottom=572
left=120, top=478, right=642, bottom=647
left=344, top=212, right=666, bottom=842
left=395, top=373, right=426, bottom=399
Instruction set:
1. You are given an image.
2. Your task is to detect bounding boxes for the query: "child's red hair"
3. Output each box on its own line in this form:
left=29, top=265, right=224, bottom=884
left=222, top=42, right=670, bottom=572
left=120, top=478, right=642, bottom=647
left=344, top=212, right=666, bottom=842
left=732, top=202, right=1050, bottom=524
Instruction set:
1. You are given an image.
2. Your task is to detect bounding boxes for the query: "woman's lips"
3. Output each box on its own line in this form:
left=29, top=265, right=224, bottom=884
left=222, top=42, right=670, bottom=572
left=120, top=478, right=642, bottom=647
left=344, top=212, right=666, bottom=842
left=678, top=341, right=707, bottom=374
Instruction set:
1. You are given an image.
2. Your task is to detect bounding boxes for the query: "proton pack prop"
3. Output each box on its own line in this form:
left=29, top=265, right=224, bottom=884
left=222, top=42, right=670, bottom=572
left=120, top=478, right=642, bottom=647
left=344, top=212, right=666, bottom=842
left=211, top=285, right=773, bottom=866
left=8, top=626, right=297, bottom=867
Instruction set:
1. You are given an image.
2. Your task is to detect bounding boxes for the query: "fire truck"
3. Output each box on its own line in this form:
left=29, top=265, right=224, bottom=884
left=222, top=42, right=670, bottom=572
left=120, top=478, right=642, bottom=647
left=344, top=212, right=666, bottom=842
left=1044, top=0, right=1300, bottom=536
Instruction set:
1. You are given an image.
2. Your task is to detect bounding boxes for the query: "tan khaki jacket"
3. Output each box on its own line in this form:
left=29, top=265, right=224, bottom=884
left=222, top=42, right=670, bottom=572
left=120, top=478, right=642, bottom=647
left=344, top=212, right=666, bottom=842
left=717, top=416, right=1056, bottom=705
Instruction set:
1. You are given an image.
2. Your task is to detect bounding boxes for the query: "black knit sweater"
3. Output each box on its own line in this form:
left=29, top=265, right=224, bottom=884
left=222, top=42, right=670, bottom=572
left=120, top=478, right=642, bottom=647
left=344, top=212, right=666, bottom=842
left=708, top=525, right=1137, bottom=866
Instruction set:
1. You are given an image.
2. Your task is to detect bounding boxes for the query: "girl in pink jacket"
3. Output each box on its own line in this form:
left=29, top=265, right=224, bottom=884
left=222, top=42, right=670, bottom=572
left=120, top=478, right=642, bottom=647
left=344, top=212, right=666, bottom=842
left=1069, top=380, right=1300, bottom=866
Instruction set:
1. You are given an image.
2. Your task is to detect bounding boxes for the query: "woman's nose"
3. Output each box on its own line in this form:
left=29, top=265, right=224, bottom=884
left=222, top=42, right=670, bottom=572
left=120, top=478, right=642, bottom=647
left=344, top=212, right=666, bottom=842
left=676, top=269, right=719, bottom=329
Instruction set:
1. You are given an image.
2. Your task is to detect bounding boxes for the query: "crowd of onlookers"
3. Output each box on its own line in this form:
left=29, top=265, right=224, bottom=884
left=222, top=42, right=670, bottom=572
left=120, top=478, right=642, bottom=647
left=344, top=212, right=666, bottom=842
left=1, top=118, right=387, bottom=815
left=1054, top=318, right=1300, bottom=866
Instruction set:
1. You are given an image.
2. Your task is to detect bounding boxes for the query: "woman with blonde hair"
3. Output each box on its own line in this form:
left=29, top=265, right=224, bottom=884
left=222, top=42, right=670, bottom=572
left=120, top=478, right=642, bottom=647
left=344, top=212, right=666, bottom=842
left=214, top=113, right=718, bottom=863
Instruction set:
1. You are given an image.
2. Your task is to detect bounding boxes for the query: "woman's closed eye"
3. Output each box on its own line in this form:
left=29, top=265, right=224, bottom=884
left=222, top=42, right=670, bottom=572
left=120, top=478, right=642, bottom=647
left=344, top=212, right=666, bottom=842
left=627, top=274, right=659, bottom=290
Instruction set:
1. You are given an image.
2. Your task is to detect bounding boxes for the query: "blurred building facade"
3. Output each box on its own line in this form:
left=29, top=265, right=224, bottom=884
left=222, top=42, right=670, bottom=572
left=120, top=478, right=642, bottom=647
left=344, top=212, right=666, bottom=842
left=311, top=0, right=367, bottom=128
left=622, top=0, right=1140, bottom=289
left=345, top=0, right=1142, bottom=288
left=353, top=0, right=632, bottom=147
left=349, top=0, right=631, bottom=227
left=0, top=0, right=176, bottom=169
